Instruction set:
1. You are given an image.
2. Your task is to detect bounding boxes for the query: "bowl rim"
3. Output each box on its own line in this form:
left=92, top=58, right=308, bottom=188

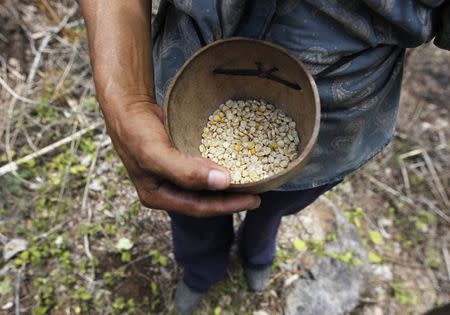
left=163, top=37, right=321, bottom=190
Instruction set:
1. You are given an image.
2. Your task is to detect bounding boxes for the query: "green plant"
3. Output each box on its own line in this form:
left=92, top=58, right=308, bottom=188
left=150, top=249, right=168, bottom=266
left=344, top=207, right=364, bottom=228
left=392, top=281, right=419, bottom=305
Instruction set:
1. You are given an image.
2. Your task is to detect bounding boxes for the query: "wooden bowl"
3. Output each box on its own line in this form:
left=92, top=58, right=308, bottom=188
left=163, top=38, right=320, bottom=193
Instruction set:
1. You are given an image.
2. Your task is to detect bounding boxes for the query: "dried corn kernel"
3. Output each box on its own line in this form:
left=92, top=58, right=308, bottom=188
left=200, top=99, right=300, bottom=184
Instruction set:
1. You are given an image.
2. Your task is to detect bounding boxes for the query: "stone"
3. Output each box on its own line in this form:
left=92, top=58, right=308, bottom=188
left=3, top=238, right=28, bottom=261
left=371, top=264, right=393, bottom=281
left=284, top=197, right=368, bottom=315
left=89, top=179, right=102, bottom=191
left=1, top=301, right=13, bottom=310
left=284, top=274, right=299, bottom=287
left=361, top=305, right=384, bottom=315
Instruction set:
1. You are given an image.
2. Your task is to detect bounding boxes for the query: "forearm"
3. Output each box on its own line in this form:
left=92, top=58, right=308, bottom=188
left=80, top=0, right=155, bottom=116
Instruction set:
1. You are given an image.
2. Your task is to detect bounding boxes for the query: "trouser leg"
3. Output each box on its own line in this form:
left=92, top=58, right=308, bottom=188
left=238, top=182, right=340, bottom=268
left=170, top=213, right=234, bottom=292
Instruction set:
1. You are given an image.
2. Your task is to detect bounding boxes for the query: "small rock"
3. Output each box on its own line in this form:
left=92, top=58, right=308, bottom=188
left=372, top=286, right=388, bottom=303
left=284, top=199, right=368, bottom=315
left=3, top=238, right=28, bottom=261
left=371, top=265, right=393, bottom=281
left=362, top=305, right=384, bottom=315
left=253, top=311, right=270, bottom=315
left=54, top=235, right=64, bottom=247
left=80, top=155, right=92, bottom=166
left=421, top=122, right=432, bottom=130
left=160, top=267, right=171, bottom=280
left=115, top=238, right=133, bottom=251
left=339, top=181, right=353, bottom=195
left=89, top=179, right=103, bottom=191
left=220, top=295, right=231, bottom=305
left=1, top=301, right=13, bottom=310
left=284, top=274, right=299, bottom=287
left=8, top=58, right=19, bottom=68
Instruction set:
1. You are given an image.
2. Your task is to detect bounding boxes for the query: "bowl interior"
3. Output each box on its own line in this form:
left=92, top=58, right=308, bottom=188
left=164, top=38, right=320, bottom=192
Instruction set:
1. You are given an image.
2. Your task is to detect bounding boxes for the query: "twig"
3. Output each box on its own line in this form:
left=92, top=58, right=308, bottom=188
left=358, top=297, right=378, bottom=304
left=442, top=245, right=450, bottom=281
left=26, top=34, right=51, bottom=86
left=366, top=174, right=450, bottom=224
left=123, top=254, right=151, bottom=270
left=398, top=148, right=423, bottom=160
left=26, top=5, right=77, bottom=86
left=365, top=174, right=416, bottom=207
left=35, top=219, right=70, bottom=241
left=82, top=126, right=106, bottom=286
left=0, top=77, right=38, bottom=104
left=21, top=123, right=38, bottom=152
left=398, top=159, right=411, bottom=197
left=15, top=267, right=23, bottom=315
left=422, top=150, right=449, bottom=209
left=418, top=196, right=450, bottom=225
left=0, top=232, right=7, bottom=245
left=51, top=42, right=80, bottom=101
left=0, top=121, right=103, bottom=176
left=399, top=148, right=449, bottom=208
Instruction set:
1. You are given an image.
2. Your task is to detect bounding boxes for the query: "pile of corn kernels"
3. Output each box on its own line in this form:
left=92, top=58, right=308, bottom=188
left=199, top=99, right=300, bottom=184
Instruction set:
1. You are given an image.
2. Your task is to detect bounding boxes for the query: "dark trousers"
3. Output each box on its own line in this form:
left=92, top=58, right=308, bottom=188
left=169, top=182, right=339, bottom=292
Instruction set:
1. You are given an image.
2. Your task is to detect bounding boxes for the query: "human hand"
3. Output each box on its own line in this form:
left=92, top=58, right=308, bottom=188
left=105, top=98, right=261, bottom=217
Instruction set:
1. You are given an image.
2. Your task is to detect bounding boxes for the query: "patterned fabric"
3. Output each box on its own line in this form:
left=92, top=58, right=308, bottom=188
left=152, top=0, right=450, bottom=190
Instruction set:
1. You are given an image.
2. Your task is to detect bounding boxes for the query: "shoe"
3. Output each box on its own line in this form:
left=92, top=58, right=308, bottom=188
left=174, top=280, right=204, bottom=315
left=244, top=265, right=272, bottom=292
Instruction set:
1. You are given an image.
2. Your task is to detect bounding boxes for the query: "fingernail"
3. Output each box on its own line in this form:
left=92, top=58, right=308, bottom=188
left=249, top=196, right=261, bottom=209
left=208, top=170, right=230, bottom=189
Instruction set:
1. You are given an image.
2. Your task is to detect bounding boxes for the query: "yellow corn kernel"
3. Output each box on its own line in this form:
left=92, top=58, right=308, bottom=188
left=235, top=144, right=242, bottom=152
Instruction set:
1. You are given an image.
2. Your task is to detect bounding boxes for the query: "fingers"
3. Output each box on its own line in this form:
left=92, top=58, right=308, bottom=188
left=120, top=104, right=231, bottom=191
left=137, top=181, right=261, bottom=217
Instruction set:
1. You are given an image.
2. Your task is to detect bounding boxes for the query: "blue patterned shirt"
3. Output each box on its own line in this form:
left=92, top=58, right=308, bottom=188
left=152, top=0, right=450, bottom=190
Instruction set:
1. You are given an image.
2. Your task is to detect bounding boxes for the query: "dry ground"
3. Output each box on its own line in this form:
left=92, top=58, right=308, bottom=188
left=0, top=1, right=449, bottom=314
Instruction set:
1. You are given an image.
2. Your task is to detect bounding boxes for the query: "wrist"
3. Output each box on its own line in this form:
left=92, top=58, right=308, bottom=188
left=99, top=93, right=160, bottom=127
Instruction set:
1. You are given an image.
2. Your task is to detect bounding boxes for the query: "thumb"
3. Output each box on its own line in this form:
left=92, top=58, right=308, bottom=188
left=151, top=146, right=231, bottom=190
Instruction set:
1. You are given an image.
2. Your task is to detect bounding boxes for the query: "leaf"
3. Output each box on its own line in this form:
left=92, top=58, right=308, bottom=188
left=80, top=292, right=92, bottom=301
left=340, top=251, right=353, bottom=263
left=70, top=165, right=87, bottom=175
left=368, top=230, right=383, bottom=245
left=214, top=306, right=222, bottom=315
left=116, top=238, right=133, bottom=251
left=150, top=282, right=158, bottom=295
left=121, top=251, right=131, bottom=262
left=158, top=255, right=168, bottom=266
left=36, top=306, right=49, bottom=315
left=0, top=277, right=11, bottom=295
left=293, top=238, right=307, bottom=251
left=368, top=251, right=383, bottom=264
